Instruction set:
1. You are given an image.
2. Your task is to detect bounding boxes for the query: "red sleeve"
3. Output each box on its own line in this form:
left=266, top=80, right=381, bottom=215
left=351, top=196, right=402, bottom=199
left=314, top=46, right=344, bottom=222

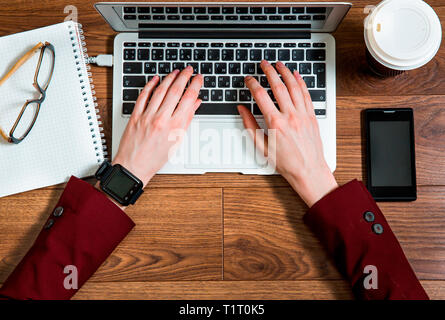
left=304, top=179, right=428, bottom=300
left=0, top=176, right=135, bottom=300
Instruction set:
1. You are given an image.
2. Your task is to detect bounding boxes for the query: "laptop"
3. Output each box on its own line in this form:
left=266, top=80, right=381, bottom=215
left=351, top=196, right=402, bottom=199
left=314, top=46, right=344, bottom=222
left=95, top=2, right=351, bottom=174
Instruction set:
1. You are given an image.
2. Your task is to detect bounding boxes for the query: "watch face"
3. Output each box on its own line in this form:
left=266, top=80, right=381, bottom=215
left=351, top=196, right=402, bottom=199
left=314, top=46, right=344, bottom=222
left=102, top=165, right=142, bottom=205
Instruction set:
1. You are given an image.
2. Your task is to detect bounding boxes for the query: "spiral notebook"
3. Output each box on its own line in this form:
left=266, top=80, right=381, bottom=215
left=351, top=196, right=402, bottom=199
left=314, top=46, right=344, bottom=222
left=0, top=21, right=106, bottom=198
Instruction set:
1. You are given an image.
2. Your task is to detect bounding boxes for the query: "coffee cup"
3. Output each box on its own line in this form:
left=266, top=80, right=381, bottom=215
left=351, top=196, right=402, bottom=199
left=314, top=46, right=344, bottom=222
left=364, top=0, right=442, bottom=77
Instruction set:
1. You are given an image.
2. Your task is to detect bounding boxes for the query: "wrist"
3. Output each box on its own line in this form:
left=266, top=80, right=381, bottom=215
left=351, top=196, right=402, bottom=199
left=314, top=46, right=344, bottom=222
left=111, top=159, right=154, bottom=187
left=285, top=166, right=338, bottom=208
left=94, top=181, right=127, bottom=211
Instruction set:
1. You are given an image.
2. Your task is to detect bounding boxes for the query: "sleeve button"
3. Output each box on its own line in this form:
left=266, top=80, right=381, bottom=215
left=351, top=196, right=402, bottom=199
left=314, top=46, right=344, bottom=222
left=372, top=223, right=384, bottom=235
left=53, top=206, right=64, bottom=217
left=363, top=211, right=375, bottom=222
left=44, top=219, right=55, bottom=229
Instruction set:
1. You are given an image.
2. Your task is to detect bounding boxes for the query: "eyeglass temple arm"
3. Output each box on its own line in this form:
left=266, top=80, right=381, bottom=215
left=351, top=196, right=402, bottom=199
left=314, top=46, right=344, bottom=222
left=0, top=127, right=9, bottom=142
left=0, top=42, right=44, bottom=87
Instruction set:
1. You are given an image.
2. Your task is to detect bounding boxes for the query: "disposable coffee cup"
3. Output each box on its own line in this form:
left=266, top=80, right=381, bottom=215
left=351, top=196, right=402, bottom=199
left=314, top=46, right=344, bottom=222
left=364, top=0, right=442, bottom=77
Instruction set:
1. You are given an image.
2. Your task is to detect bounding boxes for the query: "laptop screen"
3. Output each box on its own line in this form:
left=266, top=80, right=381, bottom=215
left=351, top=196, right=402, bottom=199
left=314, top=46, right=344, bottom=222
left=95, top=2, right=352, bottom=33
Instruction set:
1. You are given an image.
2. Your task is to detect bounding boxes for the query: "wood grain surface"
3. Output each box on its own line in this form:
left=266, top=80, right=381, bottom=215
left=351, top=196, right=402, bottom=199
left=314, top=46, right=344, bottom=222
left=0, top=0, right=444, bottom=299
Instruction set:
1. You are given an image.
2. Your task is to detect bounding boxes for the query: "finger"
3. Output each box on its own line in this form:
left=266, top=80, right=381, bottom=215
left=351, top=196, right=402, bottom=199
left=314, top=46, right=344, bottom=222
left=158, top=66, right=194, bottom=116
left=131, top=76, right=159, bottom=118
left=275, top=62, right=306, bottom=114
left=293, top=70, right=315, bottom=116
left=182, top=99, right=202, bottom=128
left=260, top=60, right=294, bottom=113
left=237, top=104, right=268, bottom=157
left=244, top=75, right=279, bottom=123
left=173, top=74, right=203, bottom=122
left=145, top=69, right=180, bottom=116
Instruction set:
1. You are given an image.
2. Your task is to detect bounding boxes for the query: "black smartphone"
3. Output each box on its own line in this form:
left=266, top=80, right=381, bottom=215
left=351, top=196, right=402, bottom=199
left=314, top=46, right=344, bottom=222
left=363, top=108, right=417, bottom=201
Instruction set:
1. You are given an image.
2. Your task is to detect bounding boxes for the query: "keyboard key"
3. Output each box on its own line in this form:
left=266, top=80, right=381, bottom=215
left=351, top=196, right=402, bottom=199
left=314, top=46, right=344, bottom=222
left=180, top=7, right=192, bottom=14
left=123, top=102, right=135, bottom=115
left=243, top=63, right=256, bottom=74
left=123, top=89, right=139, bottom=101
left=204, top=76, right=217, bottom=88
left=123, top=49, right=136, bottom=60
left=307, top=7, right=327, bottom=14
left=313, top=15, right=326, bottom=20
left=124, top=7, right=136, bottom=13
left=124, top=42, right=136, bottom=47
left=167, top=15, right=180, bottom=20
left=222, top=7, right=234, bottom=14
left=292, top=49, right=304, bottom=61
left=215, top=63, right=227, bottom=74
left=211, top=15, right=224, bottom=20
left=180, top=49, right=192, bottom=60
left=236, top=49, right=248, bottom=61
left=199, top=89, right=209, bottom=101
left=187, top=63, right=199, bottom=74
left=284, top=15, right=297, bottom=20
left=299, top=15, right=311, bottom=20
left=153, top=15, right=166, bottom=20
left=269, top=16, right=282, bottom=21
left=299, top=63, right=311, bottom=74
left=197, top=16, right=209, bottom=20
left=240, top=16, right=253, bottom=21
left=256, top=63, right=264, bottom=74
left=292, top=7, right=304, bottom=14
left=232, top=76, right=245, bottom=88
left=315, top=109, right=326, bottom=116
left=239, top=90, right=252, bottom=101
left=250, top=49, right=262, bottom=61
left=152, top=7, right=164, bottom=13
left=194, top=49, right=206, bottom=61
left=182, top=15, right=195, bottom=20
left=197, top=43, right=209, bottom=47
left=124, top=14, right=136, bottom=20
left=123, top=76, right=146, bottom=87
left=255, top=15, right=267, bottom=21
left=303, top=76, right=315, bottom=88
left=222, top=49, right=234, bottom=61
left=250, top=7, right=262, bottom=14
left=264, top=7, right=276, bottom=14
left=225, top=89, right=237, bottom=101
left=183, top=43, right=194, bottom=47
left=226, top=43, right=238, bottom=47
left=313, top=43, right=326, bottom=48
left=167, top=42, right=180, bottom=47
left=211, top=43, right=224, bottom=47
left=260, top=76, right=270, bottom=88
left=208, top=49, right=220, bottom=61
left=123, top=62, right=142, bottom=74
left=298, top=43, right=311, bottom=48
left=236, top=7, right=248, bottom=14
left=278, top=7, right=291, bottom=14
left=266, top=90, right=276, bottom=102
left=138, top=7, right=150, bottom=13
left=278, top=49, right=290, bottom=61
left=218, top=76, right=230, bottom=88
left=307, top=49, right=326, bottom=61
left=208, top=7, right=220, bottom=14
left=172, top=62, right=185, bottom=70
left=151, top=49, right=164, bottom=60
left=137, top=49, right=150, bottom=60
left=285, top=63, right=298, bottom=72
left=229, top=63, right=241, bottom=74
left=194, top=7, right=206, bottom=14
left=254, top=43, right=267, bottom=48
left=166, top=7, right=178, bottom=14
left=139, top=15, right=151, bottom=20
left=283, top=43, right=297, bottom=47
left=158, top=63, right=171, bottom=74
left=196, top=103, right=245, bottom=115
left=211, top=89, right=224, bottom=101
left=309, top=90, right=326, bottom=102
left=166, top=49, right=178, bottom=60
left=240, top=43, right=253, bottom=48
left=200, top=63, right=213, bottom=74
left=314, top=63, right=326, bottom=88
left=264, top=50, right=276, bottom=61
left=226, top=15, right=238, bottom=20
left=144, top=62, right=156, bottom=74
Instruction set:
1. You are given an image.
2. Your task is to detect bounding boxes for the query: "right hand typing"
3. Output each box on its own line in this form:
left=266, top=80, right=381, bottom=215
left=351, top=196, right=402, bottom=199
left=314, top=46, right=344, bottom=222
left=238, top=60, right=338, bottom=207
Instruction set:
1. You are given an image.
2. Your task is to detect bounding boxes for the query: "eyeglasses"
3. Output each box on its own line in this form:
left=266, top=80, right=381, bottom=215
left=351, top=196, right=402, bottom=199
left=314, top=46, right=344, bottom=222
left=0, top=41, right=55, bottom=144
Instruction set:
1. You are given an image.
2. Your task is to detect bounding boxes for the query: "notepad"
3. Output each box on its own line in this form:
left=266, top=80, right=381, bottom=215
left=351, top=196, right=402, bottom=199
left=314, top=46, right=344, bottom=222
left=0, top=21, right=106, bottom=198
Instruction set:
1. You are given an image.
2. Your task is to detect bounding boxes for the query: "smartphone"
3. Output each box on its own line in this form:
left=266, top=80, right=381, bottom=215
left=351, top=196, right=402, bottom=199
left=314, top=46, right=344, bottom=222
left=363, top=108, right=417, bottom=201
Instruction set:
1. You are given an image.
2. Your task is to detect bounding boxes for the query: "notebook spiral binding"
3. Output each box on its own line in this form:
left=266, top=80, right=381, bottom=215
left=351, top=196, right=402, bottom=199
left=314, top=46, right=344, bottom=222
left=68, top=22, right=108, bottom=164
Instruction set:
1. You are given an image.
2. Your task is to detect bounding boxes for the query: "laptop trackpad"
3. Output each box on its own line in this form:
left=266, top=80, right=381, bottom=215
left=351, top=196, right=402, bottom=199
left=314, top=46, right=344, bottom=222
left=181, top=120, right=267, bottom=170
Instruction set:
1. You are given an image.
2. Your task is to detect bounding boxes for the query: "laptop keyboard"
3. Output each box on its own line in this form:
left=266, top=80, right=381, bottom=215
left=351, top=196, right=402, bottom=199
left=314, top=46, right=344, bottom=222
left=122, top=40, right=327, bottom=117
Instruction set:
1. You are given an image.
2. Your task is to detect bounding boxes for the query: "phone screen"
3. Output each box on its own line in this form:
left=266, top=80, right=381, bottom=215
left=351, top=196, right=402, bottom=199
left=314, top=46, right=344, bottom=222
left=365, top=109, right=416, bottom=201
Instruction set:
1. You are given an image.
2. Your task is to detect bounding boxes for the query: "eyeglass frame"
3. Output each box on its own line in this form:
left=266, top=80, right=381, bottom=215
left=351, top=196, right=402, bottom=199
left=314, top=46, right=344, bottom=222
left=0, top=41, right=55, bottom=144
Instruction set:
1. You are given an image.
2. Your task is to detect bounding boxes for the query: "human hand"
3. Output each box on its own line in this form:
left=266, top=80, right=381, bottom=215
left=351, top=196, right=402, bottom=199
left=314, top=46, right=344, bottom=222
left=238, top=60, right=338, bottom=207
left=113, top=66, right=203, bottom=187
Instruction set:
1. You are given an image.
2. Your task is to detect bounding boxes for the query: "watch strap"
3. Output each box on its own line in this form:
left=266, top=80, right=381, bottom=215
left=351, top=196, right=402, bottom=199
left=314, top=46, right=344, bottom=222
left=95, top=161, right=113, bottom=181
left=129, top=188, right=144, bottom=205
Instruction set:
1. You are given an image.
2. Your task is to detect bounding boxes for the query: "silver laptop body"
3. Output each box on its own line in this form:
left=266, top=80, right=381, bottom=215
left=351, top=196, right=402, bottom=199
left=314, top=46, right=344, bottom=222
left=95, top=2, right=351, bottom=174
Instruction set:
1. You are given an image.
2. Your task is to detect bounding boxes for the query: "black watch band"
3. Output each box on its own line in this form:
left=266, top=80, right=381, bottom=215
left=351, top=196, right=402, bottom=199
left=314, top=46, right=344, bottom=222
left=95, top=161, right=144, bottom=206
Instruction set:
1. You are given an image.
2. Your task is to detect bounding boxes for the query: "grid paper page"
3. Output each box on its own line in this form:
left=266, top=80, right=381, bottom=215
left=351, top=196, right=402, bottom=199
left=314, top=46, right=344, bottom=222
left=0, top=21, right=104, bottom=198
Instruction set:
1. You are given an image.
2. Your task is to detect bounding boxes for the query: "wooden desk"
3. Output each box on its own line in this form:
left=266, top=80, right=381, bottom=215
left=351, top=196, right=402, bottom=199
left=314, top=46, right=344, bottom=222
left=1, top=0, right=445, bottom=299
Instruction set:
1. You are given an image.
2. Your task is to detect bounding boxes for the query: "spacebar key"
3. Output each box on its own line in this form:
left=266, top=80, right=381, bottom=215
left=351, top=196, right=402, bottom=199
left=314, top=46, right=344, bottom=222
left=196, top=103, right=250, bottom=115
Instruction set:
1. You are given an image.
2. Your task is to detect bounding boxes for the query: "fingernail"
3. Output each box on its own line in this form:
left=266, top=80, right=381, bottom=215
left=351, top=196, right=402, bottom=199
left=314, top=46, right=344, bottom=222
left=186, top=65, right=193, bottom=71
left=276, top=61, right=284, bottom=68
left=173, top=69, right=180, bottom=74
left=245, top=76, right=253, bottom=82
left=261, top=60, right=270, bottom=66
left=295, top=70, right=302, bottom=80
left=237, top=105, right=244, bottom=114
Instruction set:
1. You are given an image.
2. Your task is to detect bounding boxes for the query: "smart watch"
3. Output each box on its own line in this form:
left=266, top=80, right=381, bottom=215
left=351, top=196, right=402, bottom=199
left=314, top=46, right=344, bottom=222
left=95, top=161, right=144, bottom=206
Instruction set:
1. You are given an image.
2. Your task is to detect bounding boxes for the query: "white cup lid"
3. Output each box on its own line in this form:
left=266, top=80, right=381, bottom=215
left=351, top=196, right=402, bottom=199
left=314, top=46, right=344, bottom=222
left=365, top=0, right=442, bottom=70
